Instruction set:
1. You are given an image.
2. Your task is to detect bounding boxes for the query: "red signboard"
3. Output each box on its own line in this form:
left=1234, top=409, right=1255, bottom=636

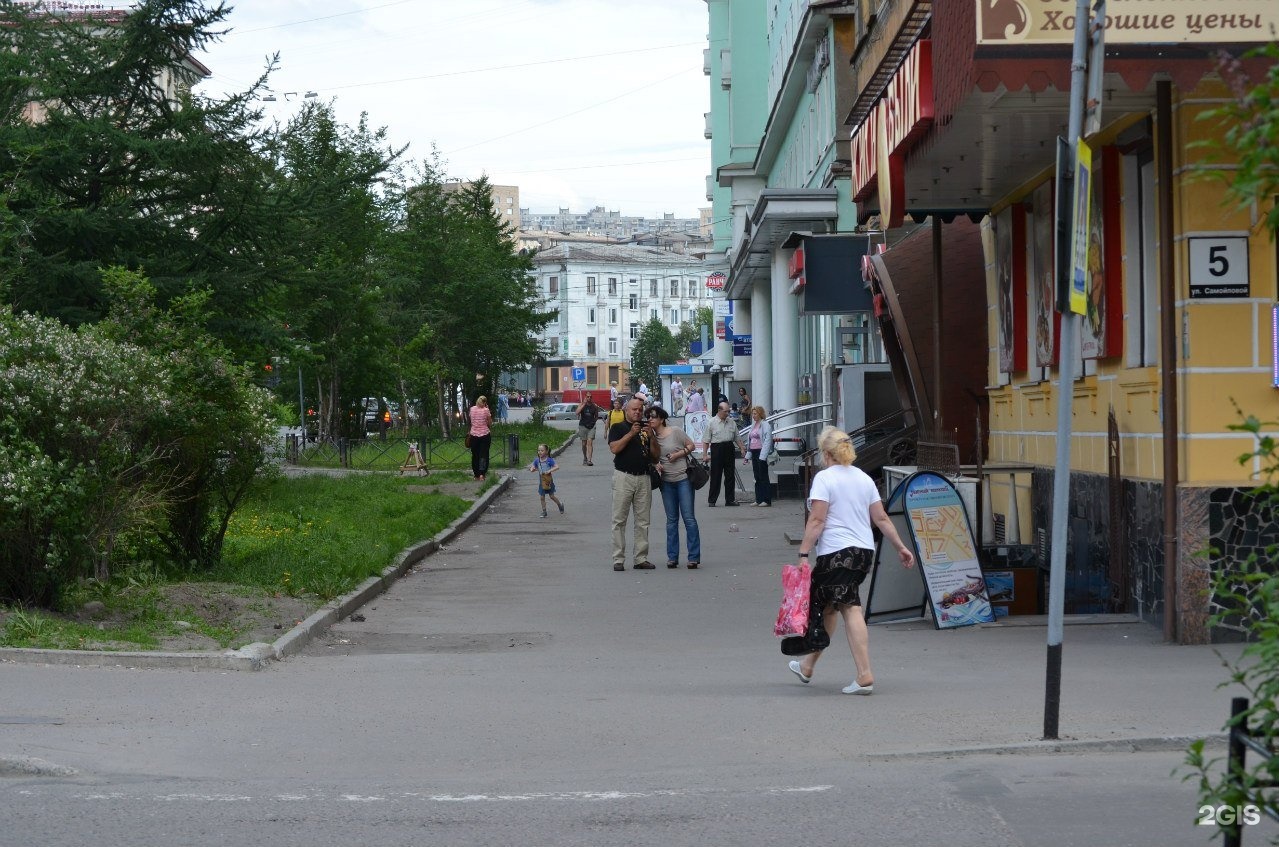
left=788, top=243, right=805, bottom=279
left=706, top=272, right=726, bottom=290
left=849, top=39, right=934, bottom=225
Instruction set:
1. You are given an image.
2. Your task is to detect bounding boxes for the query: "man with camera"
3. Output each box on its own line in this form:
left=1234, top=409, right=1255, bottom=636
left=607, top=397, right=659, bottom=571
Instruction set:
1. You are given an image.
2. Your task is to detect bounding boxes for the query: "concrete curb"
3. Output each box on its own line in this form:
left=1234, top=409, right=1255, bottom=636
left=867, top=733, right=1225, bottom=761
left=0, top=755, right=79, bottom=778
left=0, top=475, right=515, bottom=672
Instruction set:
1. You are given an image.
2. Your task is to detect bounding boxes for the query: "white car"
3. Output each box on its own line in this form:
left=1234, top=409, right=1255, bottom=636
left=543, top=402, right=580, bottom=421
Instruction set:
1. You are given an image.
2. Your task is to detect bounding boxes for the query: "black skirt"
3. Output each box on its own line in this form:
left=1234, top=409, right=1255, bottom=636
left=780, top=545, right=874, bottom=655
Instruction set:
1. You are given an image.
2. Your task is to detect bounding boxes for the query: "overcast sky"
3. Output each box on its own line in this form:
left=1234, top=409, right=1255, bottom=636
left=196, top=0, right=712, bottom=219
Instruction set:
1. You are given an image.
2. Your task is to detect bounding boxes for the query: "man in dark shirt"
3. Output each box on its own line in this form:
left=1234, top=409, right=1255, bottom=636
left=575, top=396, right=600, bottom=465
left=608, top=397, right=658, bottom=571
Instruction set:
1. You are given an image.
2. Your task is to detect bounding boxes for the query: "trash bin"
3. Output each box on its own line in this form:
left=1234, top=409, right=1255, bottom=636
left=507, top=433, right=520, bottom=467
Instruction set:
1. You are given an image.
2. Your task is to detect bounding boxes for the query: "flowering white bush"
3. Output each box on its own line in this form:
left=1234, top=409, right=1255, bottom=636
left=0, top=308, right=172, bottom=603
left=0, top=282, right=276, bottom=605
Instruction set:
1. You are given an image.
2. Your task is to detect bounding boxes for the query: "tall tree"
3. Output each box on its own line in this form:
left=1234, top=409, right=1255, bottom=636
left=0, top=0, right=284, bottom=359
left=268, top=102, right=404, bottom=440
left=630, top=318, right=680, bottom=392
left=382, top=164, right=553, bottom=428
left=674, top=305, right=716, bottom=358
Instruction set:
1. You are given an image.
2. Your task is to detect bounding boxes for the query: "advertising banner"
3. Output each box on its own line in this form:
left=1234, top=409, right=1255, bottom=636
left=976, top=0, right=1279, bottom=46
left=901, top=472, right=996, bottom=629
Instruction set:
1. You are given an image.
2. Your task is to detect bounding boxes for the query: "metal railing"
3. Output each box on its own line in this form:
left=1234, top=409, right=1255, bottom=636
left=1223, top=696, right=1279, bottom=847
left=284, top=434, right=521, bottom=471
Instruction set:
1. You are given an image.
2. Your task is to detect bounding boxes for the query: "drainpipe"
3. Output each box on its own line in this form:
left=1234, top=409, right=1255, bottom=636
left=1157, top=80, right=1179, bottom=643
left=933, top=216, right=943, bottom=434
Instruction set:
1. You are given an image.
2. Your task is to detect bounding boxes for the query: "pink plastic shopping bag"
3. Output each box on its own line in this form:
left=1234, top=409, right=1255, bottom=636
left=774, top=562, right=811, bottom=637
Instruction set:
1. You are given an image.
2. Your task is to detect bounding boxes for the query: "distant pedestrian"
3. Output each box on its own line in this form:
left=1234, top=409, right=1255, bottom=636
left=704, top=401, right=744, bottom=507
left=575, top=395, right=600, bottom=466
left=746, top=405, right=775, bottom=506
left=605, top=397, right=626, bottom=430
left=468, top=395, right=493, bottom=480
left=608, top=396, right=658, bottom=571
left=785, top=426, right=916, bottom=694
left=685, top=387, right=706, bottom=414
left=649, top=406, right=700, bottom=569
left=497, top=390, right=510, bottom=423
left=609, top=381, right=618, bottom=405
left=737, top=386, right=751, bottom=415
left=671, top=375, right=684, bottom=415
left=528, top=443, right=565, bottom=518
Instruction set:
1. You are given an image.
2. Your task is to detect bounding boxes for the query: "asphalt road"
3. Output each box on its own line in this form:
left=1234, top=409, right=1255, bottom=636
left=0, top=455, right=1257, bottom=846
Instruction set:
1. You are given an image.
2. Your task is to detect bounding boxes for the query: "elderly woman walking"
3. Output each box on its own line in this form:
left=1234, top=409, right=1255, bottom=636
left=785, top=426, right=916, bottom=694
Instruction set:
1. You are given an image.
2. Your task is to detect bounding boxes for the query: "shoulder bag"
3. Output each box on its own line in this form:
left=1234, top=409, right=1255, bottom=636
left=686, top=454, right=710, bottom=491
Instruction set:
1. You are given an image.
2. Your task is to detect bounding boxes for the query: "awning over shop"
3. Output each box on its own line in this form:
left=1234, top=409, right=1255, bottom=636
left=725, top=188, right=838, bottom=299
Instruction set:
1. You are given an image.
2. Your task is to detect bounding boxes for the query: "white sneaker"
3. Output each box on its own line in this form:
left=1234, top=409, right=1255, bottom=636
left=788, top=660, right=811, bottom=684
left=841, top=680, right=874, bottom=695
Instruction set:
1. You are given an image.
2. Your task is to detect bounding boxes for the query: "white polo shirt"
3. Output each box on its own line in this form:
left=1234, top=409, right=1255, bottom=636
left=807, top=464, right=881, bottom=555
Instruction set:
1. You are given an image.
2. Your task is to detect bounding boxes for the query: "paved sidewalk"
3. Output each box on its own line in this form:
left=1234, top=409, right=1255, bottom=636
left=2, top=438, right=1249, bottom=760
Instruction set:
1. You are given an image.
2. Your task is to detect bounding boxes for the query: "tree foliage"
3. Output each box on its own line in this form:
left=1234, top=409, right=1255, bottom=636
left=630, top=318, right=679, bottom=392
left=674, top=305, right=716, bottom=358
left=1188, top=412, right=1279, bottom=842
left=0, top=0, right=283, bottom=345
left=1202, top=44, right=1279, bottom=234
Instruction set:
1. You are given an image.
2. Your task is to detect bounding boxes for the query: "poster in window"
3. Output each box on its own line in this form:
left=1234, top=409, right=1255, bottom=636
left=1031, top=180, right=1056, bottom=367
left=996, top=206, right=1015, bottom=373
left=1080, top=152, right=1107, bottom=359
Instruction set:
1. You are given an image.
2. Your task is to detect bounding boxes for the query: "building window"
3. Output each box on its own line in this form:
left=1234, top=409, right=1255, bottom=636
left=588, top=307, right=596, bottom=324
left=548, top=366, right=560, bottom=390
left=549, top=337, right=558, bottom=354
left=587, top=276, right=596, bottom=294
left=608, top=277, right=618, bottom=296
left=670, top=279, right=678, bottom=296
left=688, top=280, right=696, bottom=298
left=608, top=339, right=618, bottom=356
left=587, top=365, right=598, bottom=383
left=1123, top=149, right=1158, bottom=368
left=650, top=279, right=658, bottom=297
left=670, top=308, right=679, bottom=324
left=629, top=278, right=638, bottom=287
left=629, top=322, right=639, bottom=340
left=587, top=337, right=597, bottom=356
left=548, top=276, right=558, bottom=296
left=609, top=308, right=618, bottom=324
left=650, top=308, right=658, bottom=321
left=628, top=293, right=638, bottom=310
left=609, top=365, right=620, bottom=383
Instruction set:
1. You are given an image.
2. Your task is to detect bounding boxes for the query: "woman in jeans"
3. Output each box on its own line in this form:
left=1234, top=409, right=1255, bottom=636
left=468, top=395, right=493, bottom=480
left=745, top=405, right=775, bottom=506
left=647, top=406, right=701, bottom=569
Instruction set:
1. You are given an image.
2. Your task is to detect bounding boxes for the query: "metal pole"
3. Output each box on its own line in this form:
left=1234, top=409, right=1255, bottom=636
left=1157, top=80, right=1179, bottom=643
left=297, top=366, right=305, bottom=443
left=1044, top=0, right=1093, bottom=742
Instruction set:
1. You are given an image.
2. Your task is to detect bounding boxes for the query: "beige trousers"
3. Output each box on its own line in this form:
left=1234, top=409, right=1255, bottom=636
left=611, top=470, right=652, bottom=566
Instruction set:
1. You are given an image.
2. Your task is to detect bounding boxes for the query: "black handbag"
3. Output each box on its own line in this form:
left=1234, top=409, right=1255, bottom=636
left=649, top=465, right=663, bottom=490
left=686, top=455, right=710, bottom=491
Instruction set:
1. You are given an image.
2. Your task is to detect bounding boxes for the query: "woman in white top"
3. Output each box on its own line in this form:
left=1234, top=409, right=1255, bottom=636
left=785, top=426, right=916, bottom=694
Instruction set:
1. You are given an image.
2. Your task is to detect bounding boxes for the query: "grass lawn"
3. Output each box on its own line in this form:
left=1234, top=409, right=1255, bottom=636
left=0, top=427, right=575, bottom=652
left=0, top=470, right=493, bottom=651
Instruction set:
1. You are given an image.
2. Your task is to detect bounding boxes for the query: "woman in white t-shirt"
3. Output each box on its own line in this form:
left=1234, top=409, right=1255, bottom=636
left=784, top=426, right=915, bottom=695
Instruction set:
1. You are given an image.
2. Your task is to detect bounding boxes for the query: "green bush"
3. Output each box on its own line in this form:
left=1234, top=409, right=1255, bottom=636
left=0, top=308, right=172, bottom=604
left=1188, top=413, right=1279, bottom=840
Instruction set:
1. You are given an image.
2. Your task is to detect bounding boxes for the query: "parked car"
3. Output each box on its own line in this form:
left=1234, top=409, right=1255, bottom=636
left=359, top=397, right=398, bottom=432
left=543, top=402, right=580, bottom=421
